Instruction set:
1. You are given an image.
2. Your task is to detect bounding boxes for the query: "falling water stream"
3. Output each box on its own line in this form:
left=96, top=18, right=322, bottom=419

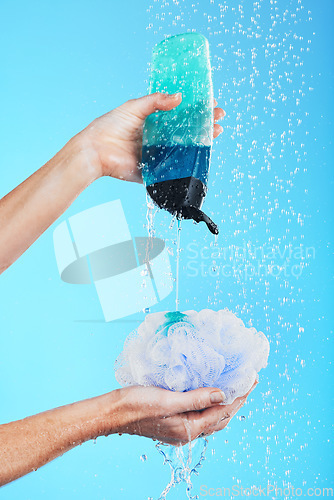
left=154, top=215, right=211, bottom=500
left=175, top=218, right=182, bottom=311
left=156, top=437, right=209, bottom=500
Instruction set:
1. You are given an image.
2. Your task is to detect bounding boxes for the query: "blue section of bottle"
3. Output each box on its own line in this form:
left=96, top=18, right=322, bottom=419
left=141, top=144, right=211, bottom=186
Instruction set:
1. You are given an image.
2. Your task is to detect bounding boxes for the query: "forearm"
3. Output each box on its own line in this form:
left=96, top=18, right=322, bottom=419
left=0, top=137, right=99, bottom=273
left=0, top=391, right=124, bottom=486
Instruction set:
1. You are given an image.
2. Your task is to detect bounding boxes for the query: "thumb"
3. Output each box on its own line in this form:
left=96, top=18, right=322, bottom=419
left=126, top=92, right=182, bottom=120
left=165, top=387, right=226, bottom=416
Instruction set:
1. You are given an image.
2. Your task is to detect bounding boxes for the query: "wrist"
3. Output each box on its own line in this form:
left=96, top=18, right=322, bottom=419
left=57, top=134, right=102, bottom=187
left=77, top=390, right=130, bottom=441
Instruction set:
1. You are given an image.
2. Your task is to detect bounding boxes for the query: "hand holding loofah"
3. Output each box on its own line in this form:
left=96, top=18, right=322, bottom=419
left=115, top=309, right=269, bottom=405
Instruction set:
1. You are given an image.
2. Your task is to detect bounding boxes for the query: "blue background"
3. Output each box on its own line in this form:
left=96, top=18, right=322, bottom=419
left=0, top=0, right=333, bottom=499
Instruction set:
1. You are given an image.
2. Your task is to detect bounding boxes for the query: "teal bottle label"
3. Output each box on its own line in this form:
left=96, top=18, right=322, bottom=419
left=142, top=33, right=213, bottom=187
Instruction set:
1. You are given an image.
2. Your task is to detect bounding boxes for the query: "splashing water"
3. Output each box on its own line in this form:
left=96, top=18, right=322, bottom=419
left=156, top=437, right=208, bottom=500
left=145, top=192, right=157, bottom=239
left=138, top=0, right=322, bottom=494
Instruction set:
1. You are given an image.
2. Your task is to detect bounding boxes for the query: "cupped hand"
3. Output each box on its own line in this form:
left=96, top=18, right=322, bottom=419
left=76, top=93, right=226, bottom=183
left=113, top=381, right=257, bottom=446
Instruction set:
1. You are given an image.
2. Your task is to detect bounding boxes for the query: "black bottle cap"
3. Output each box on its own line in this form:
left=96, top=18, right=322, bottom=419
left=179, top=205, right=219, bottom=235
left=146, top=176, right=219, bottom=234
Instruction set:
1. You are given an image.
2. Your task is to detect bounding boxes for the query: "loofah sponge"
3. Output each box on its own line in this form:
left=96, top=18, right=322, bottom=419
left=115, top=309, right=269, bottom=404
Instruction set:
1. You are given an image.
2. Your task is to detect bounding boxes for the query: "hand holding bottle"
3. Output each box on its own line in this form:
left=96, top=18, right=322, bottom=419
left=76, top=92, right=225, bottom=183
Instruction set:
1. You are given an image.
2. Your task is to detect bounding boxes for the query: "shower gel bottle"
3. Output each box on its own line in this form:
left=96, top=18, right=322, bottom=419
left=141, top=33, right=218, bottom=234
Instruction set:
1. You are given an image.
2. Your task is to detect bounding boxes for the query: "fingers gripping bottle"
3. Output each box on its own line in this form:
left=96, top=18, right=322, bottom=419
left=141, top=33, right=219, bottom=235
